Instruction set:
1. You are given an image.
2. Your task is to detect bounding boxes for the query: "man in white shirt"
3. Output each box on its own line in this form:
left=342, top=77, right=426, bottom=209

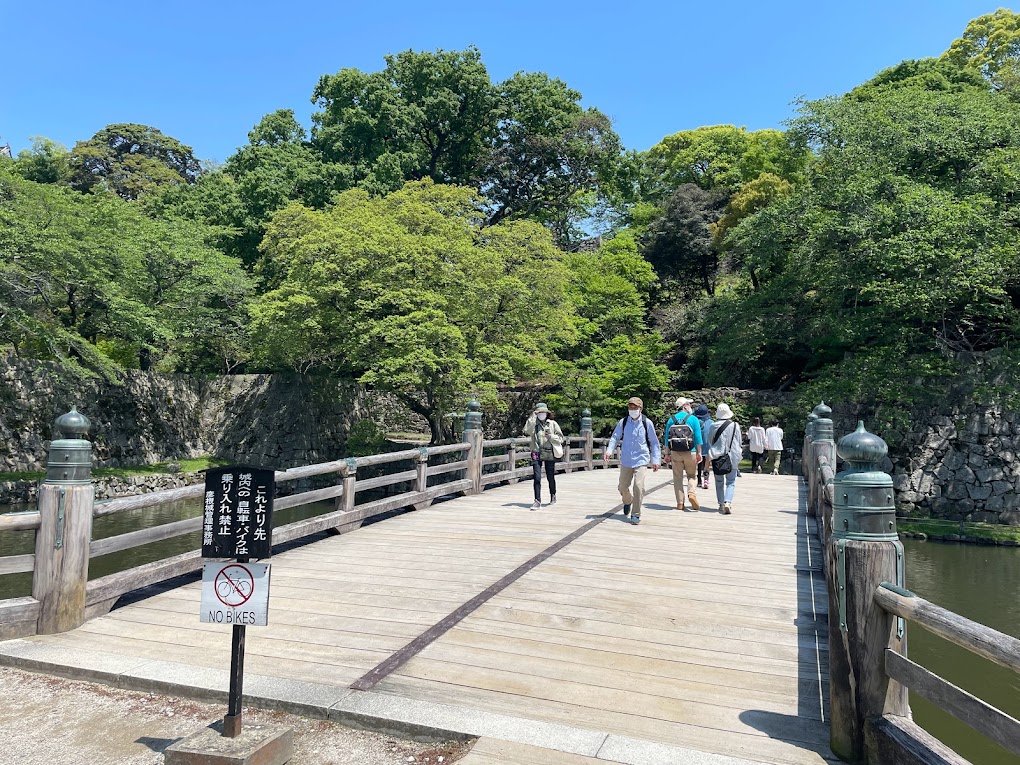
left=765, top=421, right=784, bottom=475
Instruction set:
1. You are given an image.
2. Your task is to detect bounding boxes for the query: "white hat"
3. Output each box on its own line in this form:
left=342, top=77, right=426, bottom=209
left=715, top=403, right=734, bottom=420
left=674, top=397, right=693, bottom=410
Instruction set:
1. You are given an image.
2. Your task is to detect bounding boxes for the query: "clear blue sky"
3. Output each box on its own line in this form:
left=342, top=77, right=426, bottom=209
left=0, top=1, right=996, bottom=164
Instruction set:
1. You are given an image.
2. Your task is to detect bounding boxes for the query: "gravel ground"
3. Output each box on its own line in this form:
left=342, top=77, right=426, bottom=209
left=0, top=667, right=472, bottom=765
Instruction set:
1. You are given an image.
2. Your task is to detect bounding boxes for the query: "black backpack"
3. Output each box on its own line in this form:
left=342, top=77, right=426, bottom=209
left=667, top=413, right=695, bottom=452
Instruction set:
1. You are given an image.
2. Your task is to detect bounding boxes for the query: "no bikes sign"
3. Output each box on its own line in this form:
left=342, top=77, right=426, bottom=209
left=200, top=562, right=271, bottom=626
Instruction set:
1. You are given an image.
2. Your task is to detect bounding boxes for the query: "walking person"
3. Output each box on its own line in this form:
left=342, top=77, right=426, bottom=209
left=694, top=404, right=713, bottom=489
left=663, top=397, right=703, bottom=511
left=748, top=417, right=767, bottom=473
left=603, top=397, right=661, bottom=525
left=765, top=420, right=785, bottom=475
left=707, top=403, right=742, bottom=515
left=523, top=402, right=564, bottom=510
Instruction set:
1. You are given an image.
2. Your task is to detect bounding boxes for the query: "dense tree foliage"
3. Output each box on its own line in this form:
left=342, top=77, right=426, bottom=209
left=5, top=16, right=1020, bottom=436
left=0, top=164, right=250, bottom=376
left=68, top=124, right=202, bottom=201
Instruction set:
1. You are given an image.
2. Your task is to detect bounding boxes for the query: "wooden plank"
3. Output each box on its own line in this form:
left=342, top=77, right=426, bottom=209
left=349, top=503, right=621, bottom=691
left=89, top=516, right=202, bottom=558
left=0, top=596, right=41, bottom=622
left=94, top=483, right=204, bottom=516
left=0, top=553, right=34, bottom=575
left=885, top=649, right=1020, bottom=757
left=85, top=549, right=204, bottom=607
left=875, top=584, right=1020, bottom=675
left=351, top=448, right=422, bottom=467
left=0, top=511, right=41, bottom=531
left=866, top=714, right=972, bottom=765
left=273, top=484, right=344, bottom=510
left=353, top=469, right=417, bottom=492
left=426, top=460, right=468, bottom=477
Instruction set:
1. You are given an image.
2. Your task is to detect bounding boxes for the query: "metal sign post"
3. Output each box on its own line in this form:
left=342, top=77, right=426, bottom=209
left=201, top=465, right=275, bottom=739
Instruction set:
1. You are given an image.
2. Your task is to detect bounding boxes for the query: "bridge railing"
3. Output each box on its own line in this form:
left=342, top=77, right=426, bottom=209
left=804, top=403, right=1020, bottom=764
left=0, top=404, right=610, bottom=641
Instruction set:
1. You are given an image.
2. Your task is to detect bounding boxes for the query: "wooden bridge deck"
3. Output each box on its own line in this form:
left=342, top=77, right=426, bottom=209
left=1, top=469, right=834, bottom=764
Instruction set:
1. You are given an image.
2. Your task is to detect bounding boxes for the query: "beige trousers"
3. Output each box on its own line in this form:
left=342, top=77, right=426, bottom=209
left=617, top=465, right=648, bottom=518
left=669, top=451, right=698, bottom=507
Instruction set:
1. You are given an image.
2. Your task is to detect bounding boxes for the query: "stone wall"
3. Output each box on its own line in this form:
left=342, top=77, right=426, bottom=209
left=0, top=357, right=371, bottom=473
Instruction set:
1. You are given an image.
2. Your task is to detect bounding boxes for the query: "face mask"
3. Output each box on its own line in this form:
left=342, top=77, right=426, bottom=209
left=537, top=413, right=547, bottom=421
left=628, top=409, right=641, bottom=420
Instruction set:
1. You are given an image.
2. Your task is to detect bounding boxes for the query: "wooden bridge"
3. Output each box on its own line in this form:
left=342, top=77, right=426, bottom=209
left=0, top=407, right=1017, bottom=764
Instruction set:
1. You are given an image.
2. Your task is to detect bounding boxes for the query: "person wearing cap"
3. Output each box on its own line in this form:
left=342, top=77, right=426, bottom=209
left=523, top=402, right=565, bottom=510
left=693, top=404, right=713, bottom=489
left=603, top=396, right=661, bottom=525
left=662, top=397, right=703, bottom=512
left=706, top=402, right=743, bottom=514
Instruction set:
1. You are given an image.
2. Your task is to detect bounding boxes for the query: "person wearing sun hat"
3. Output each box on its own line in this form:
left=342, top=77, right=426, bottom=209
left=603, top=396, right=661, bottom=525
left=523, top=402, right=565, bottom=510
left=706, top=402, right=742, bottom=515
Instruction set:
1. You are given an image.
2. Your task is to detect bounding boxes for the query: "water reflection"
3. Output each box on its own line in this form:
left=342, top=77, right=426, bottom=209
left=903, top=539, right=1020, bottom=765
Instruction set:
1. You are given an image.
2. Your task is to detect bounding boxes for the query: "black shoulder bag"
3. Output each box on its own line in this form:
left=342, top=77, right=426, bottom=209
left=710, top=421, right=737, bottom=475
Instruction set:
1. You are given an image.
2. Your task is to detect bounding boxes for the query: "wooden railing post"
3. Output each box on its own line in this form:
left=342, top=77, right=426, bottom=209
left=463, top=399, right=483, bottom=495
left=33, top=408, right=95, bottom=635
left=336, top=458, right=363, bottom=533
left=507, top=442, right=519, bottom=484
left=564, top=441, right=572, bottom=473
left=827, top=422, right=908, bottom=763
left=580, top=409, right=593, bottom=471
left=804, top=411, right=818, bottom=485
left=413, top=447, right=432, bottom=510
left=810, top=402, right=836, bottom=520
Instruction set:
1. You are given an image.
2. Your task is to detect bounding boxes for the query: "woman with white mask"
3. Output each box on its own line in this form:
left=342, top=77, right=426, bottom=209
left=523, top=402, right=565, bottom=510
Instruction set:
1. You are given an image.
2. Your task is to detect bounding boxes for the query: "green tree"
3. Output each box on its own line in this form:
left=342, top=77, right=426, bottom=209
left=0, top=165, right=250, bottom=376
left=250, top=180, right=576, bottom=443
left=68, top=123, right=202, bottom=200
left=942, top=8, right=1020, bottom=91
left=642, top=184, right=729, bottom=296
left=13, top=137, right=72, bottom=185
left=311, top=48, right=496, bottom=193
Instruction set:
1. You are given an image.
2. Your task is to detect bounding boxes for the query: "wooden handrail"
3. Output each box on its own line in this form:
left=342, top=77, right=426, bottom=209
left=875, top=583, right=1020, bottom=674
left=885, top=649, right=1020, bottom=757
left=0, top=512, right=41, bottom=531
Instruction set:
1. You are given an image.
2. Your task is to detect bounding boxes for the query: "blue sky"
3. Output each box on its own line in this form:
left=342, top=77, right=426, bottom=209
left=0, top=1, right=995, bottom=164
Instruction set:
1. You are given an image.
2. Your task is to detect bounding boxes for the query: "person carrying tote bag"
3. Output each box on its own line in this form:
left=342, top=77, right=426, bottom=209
left=523, top=402, right=565, bottom=510
left=707, top=403, right=742, bottom=515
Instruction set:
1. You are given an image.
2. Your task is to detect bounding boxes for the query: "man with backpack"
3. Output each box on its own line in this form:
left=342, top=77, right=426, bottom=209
left=663, top=397, right=703, bottom=511
left=603, top=397, right=661, bottom=525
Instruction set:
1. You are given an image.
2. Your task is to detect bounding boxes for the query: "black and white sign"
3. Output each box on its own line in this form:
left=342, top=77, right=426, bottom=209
left=200, top=562, right=271, bottom=626
left=201, top=465, right=275, bottom=559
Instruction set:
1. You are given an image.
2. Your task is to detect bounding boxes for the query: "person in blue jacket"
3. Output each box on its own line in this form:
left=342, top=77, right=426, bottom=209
left=603, top=396, right=661, bottom=525
left=694, top=404, right=713, bottom=489
left=663, top=397, right=703, bottom=511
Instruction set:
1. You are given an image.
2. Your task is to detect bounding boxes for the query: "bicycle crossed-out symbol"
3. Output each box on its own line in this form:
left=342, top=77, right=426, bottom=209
left=214, top=564, right=254, bottom=606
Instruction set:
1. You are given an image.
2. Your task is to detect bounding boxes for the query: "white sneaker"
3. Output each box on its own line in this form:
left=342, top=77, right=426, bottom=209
left=771, top=470, right=778, bottom=475
left=549, top=496, right=557, bottom=506
left=530, top=501, right=540, bottom=511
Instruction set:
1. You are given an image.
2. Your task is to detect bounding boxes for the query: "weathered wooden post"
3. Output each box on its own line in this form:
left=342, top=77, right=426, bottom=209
left=581, top=409, right=593, bottom=471
left=463, top=399, right=483, bottom=495
left=507, top=440, right=519, bottom=484
left=339, top=458, right=360, bottom=531
left=828, top=422, right=908, bottom=763
left=564, top=439, right=573, bottom=473
left=34, top=407, right=95, bottom=635
left=811, top=402, right=836, bottom=520
left=804, top=410, right=819, bottom=483
left=413, top=447, right=432, bottom=509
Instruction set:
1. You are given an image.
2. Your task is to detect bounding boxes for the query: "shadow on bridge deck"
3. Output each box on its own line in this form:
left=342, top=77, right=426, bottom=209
left=0, top=469, right=836, bottom=765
